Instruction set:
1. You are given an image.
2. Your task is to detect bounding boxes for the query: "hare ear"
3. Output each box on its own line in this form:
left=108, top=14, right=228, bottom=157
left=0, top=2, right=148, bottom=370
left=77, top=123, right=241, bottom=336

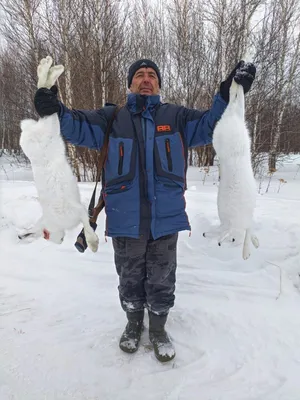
left=47, top=65, right=65, bottom=87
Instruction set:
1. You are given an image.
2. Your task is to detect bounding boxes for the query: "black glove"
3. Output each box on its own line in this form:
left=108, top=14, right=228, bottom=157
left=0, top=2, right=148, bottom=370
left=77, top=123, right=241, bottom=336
left=34, top=85, right=60, bottom=117
left=220, top=60, right=256, bottom=102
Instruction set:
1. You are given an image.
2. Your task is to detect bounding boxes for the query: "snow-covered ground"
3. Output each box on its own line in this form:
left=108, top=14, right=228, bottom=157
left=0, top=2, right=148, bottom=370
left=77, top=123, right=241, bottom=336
left=1, top=154, right=300, bottom=400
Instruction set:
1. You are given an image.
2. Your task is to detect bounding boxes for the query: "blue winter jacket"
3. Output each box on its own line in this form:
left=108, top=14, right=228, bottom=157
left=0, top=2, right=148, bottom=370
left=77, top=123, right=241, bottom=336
left=58, top=93, right=227, bottom=239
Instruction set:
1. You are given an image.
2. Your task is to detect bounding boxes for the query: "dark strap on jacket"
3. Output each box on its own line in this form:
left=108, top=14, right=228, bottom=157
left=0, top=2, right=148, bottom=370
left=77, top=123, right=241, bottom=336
left=88, top=105, right=120, bottom=223
left=74, top=104, right=120, bottom=252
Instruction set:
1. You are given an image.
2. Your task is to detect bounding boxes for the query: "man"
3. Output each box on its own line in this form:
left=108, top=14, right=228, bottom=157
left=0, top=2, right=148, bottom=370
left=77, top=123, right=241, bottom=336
left=34, top=59, right=256, bottom=362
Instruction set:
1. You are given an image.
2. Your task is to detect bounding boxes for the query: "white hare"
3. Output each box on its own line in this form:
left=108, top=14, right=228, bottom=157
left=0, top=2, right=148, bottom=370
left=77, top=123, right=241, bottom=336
left=18, top=56, right=99, bottom=252
left=205, top=80, right=259, bottom=260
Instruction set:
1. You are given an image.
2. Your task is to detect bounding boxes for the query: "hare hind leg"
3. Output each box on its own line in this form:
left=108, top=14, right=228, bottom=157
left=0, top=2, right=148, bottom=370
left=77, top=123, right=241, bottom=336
left=47, top=65, right=64, bottom=87
left=37, top=56, right=64, bottom=89
left=37, top=56, right=53, bottom=88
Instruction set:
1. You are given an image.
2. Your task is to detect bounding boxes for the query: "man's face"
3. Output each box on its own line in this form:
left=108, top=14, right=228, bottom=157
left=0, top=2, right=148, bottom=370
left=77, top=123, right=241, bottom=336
left=130, top=67, right=160, bottom=95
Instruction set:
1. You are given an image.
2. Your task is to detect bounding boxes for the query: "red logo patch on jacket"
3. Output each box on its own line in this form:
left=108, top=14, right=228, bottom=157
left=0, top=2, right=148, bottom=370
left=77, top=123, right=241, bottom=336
left=157, top=125, right=171, bottom=132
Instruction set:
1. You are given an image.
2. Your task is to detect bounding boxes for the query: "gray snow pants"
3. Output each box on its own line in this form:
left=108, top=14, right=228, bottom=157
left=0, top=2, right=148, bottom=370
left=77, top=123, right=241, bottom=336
left=112, top=233, right=178, bottom=315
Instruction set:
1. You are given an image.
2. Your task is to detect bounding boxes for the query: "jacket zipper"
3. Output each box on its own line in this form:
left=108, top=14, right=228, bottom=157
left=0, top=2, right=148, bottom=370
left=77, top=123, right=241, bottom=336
left=118, top=142, right=124, bottom=175
left=165, top=138, right=173, bottom=171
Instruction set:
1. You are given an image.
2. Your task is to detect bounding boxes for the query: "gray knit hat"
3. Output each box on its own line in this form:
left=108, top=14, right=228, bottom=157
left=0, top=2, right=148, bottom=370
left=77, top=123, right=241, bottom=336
left=127, top=59, right=161, bottom=88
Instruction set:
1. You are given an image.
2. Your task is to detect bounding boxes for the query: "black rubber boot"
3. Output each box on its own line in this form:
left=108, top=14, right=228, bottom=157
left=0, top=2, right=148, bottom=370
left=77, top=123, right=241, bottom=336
left=119, top=310, right=144, bottom=353
left=149, top=311, right=176, bottom=362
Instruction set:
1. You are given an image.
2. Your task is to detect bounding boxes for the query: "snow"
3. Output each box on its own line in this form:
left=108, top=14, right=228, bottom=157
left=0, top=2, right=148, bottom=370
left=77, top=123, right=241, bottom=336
left=156, top=342, right=175, bottom=358
left=121, top=338, right=137, bottom=351
left=1, top=155, right=300, bottom=400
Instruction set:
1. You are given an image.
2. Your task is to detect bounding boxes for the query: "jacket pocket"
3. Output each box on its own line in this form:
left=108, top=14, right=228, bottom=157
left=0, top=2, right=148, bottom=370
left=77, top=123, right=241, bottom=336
left=104, top=178, right=137, bottom=217
left=155, top=132, right=185, bottom=183
left=105, top=137, right=136, bottom=185
left=105, top=180, right=133, bottom=194
left=155, top=178, right=185, bottom=217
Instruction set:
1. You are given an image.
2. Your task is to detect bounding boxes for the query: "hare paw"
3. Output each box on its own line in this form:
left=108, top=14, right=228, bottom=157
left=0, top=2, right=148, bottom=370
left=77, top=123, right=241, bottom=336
left=37, top=56, right=53, bottom=89
left=47, top=65, right=65, bottom=87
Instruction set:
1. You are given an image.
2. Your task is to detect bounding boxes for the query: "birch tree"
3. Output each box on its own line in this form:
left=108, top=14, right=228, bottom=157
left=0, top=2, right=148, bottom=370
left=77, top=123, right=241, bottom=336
left=267, top=0, right=300, bottom=170
left=0, top=0, right=299, bottom=172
